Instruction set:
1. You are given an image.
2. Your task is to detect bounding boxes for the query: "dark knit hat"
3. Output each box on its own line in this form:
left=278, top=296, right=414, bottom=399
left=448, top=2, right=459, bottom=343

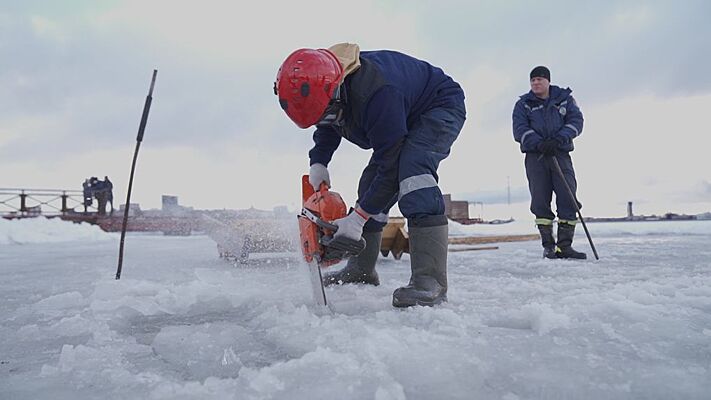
left=530, top=66, right=550, bottom=81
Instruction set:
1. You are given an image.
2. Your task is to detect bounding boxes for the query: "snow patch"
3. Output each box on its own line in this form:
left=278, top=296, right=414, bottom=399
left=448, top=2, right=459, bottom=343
left=151, top=323, right=250, bottom=380
left=374, top=381, right=407, bottom=400
left=486, top=303, right=571, bottom=335
left=448, top=218, right=711, bottom=238
left=0, top=217, right=114, bottom=244
left=34, top=291, right=88, bottom=315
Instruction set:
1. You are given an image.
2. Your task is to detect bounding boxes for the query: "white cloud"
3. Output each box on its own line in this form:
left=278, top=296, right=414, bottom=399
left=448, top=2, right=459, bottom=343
left=1, top=0, right=710, bottom=219
left=88, top=0, right=423, bottom=66
left=605, top=5, right=656, bottom=33
left=30, top=15, right=69, bottom=43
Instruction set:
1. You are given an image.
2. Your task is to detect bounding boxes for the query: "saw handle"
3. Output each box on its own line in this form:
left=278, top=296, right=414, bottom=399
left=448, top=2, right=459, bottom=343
left=301, top=175, right=331, bottom=203
left=301, top=208, right=339, bottom=232
left=317, top=219, right=338, bottom=232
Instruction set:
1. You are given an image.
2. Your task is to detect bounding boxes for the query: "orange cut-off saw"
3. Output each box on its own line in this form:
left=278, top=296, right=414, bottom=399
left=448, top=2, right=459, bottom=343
left=297, top=175, right=365, bottom=307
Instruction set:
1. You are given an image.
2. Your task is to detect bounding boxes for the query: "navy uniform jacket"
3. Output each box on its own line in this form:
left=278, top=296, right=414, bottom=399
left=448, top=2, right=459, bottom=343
left=512, top=85, right=584, bottom=153
left=309, top=50, right=465, bottom=215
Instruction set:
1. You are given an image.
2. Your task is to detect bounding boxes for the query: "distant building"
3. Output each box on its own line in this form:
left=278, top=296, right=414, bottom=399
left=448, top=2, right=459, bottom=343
left=119, top=203, right=142, bottom=217
left=696, top=212, right=711, bottom=220
left=443, top=194, right=470, bottom=220
left=627, top=201, right=634, bottom=219
left=587, top=201, right=698, bottom=223
left=273, top=206, right=291, bottom=217
left=162, top=195, right=179, bottom=210
left=161, top=195, right=192, bottom=216
left=662, top=212, right=696, bottom=221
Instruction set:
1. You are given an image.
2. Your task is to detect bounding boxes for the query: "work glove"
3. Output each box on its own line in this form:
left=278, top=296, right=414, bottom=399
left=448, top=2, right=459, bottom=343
left=537, top=139, right=558, bottom=156
left=333, top=208, right=369, bottom=241
left=554, top=134, right=570, bottom=146
left=308, top=163, right=330, bottom=191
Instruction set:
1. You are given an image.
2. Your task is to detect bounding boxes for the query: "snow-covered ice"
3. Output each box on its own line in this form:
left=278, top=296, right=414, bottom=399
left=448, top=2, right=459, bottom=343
left=1, top=217, right=710, bottom=399
left=0, top=217, right=111, bottom=245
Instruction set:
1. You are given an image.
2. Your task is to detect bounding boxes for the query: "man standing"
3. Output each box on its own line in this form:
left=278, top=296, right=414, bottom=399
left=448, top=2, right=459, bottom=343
left=275, top=43, right=466, bottom=307
left=82, top=178, right=92, bottom=213
left=512, top=66, right=586, bottom=259
left=104, top=176, right=114, bottom=214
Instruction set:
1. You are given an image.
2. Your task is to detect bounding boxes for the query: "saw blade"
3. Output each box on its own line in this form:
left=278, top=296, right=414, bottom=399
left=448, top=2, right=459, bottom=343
left=307, top=260, right=332, bottom=311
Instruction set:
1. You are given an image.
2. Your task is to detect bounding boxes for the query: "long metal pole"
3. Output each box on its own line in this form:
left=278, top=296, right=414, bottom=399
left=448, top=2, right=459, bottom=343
left=549, top=155, right=599, bottom=260
left=116, top=69, right=157, bottom=279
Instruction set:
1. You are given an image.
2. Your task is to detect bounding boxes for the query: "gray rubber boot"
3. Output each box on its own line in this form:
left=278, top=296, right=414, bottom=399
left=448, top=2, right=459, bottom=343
left=392, top=216, right=448, bottom=308
left=556, top=222, right=587, bottom=259
left=323, top=231, right=381, bottom=286
left=537, top=224, right=557, bottom=259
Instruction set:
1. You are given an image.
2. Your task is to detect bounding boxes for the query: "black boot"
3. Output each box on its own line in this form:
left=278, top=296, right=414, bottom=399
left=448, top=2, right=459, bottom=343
left=556, top=222, right=587, bottom=259
left=537, top=224, right=557, bottom=259
left=392, top=216, right=448, bottom=308
left=323, top=231, right=381, bottom=286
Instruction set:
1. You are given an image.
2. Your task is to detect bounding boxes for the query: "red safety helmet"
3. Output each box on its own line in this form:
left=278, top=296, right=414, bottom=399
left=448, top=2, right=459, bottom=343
left=274, top=48, right=344, bottom=129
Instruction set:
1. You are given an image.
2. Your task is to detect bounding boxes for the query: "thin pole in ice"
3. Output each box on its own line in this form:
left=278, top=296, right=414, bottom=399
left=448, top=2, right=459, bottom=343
left=116, top=69, right=158, bottom=280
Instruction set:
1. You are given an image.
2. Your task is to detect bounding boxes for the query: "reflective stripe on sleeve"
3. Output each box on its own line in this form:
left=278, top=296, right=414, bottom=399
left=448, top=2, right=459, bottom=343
left=521, top=129, right=535, bottom=143
left=565, top=124, right=579, bottom=137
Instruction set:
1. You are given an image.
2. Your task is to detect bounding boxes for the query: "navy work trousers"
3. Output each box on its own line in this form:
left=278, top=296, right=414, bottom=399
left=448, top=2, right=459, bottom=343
left=524, top=152, right=580, bottom=222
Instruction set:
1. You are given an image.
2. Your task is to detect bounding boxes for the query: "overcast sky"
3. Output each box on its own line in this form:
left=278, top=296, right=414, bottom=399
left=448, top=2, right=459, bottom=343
left=1, top=0, right=709, bottom=220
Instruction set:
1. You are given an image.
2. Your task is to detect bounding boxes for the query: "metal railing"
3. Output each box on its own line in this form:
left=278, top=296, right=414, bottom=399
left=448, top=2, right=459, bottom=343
left=0, top=188, right=97, bottom=217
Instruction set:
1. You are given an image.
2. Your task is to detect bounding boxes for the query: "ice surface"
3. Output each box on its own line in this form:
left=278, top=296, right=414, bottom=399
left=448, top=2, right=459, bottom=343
left=1, top=217, right=710, bottom=399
